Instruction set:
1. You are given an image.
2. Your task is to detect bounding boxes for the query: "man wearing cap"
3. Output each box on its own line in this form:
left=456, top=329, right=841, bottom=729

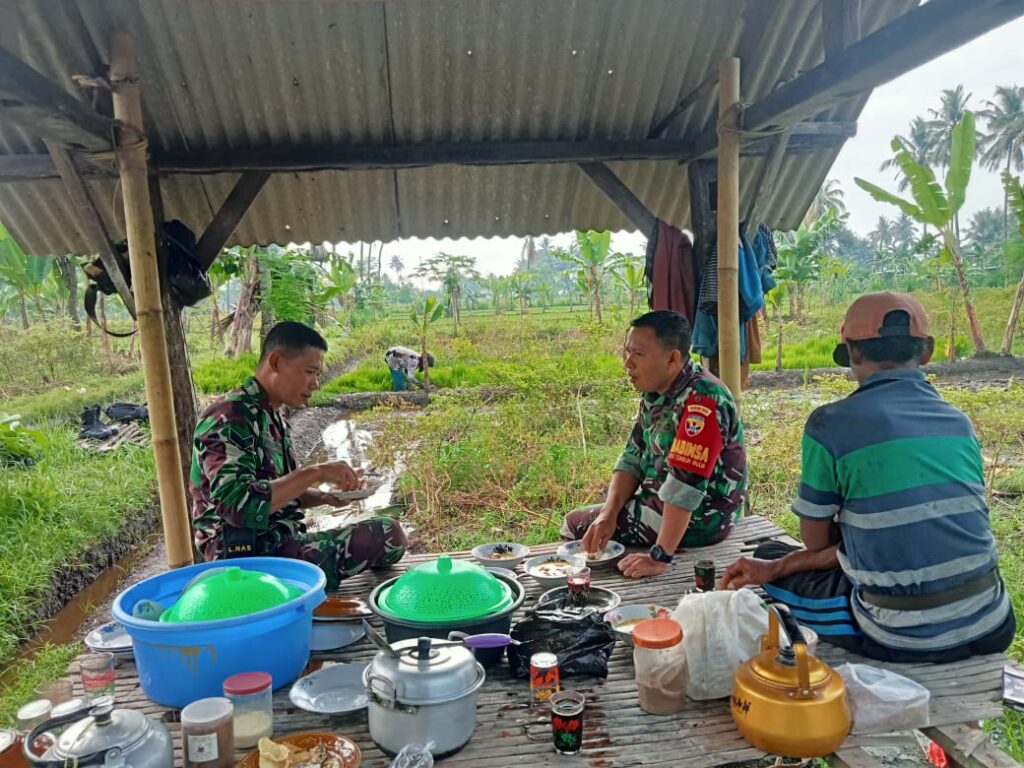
left=720, top=292, right=1015, bottom=661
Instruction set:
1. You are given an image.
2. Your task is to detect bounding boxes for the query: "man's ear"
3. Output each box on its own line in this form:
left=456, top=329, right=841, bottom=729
left=920, top=336, right=935, bottom=365
left=668, top=348, right=683, bottom=367
left=266, top=349, right=282, bottom=372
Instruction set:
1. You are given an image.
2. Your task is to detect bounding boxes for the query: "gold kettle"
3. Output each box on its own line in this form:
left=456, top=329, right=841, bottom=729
left=731, top=605, right=850, bottom=758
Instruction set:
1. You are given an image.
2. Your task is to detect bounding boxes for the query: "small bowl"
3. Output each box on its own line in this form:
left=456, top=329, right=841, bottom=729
left=523, top=554, right=586, bottom=590
left=472, top=542, right=530, bottom=570
left=603, top=604, right=672, bottom=646
left=556, top=540, right=626, bottom=569
left=537, top=585, right=621, bottom=614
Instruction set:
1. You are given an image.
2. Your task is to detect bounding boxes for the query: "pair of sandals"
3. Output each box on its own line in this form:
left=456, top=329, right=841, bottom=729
left=78, top=402, right=149, bottom=440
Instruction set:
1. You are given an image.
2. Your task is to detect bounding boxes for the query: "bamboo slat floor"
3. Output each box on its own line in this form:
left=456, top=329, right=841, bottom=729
left=65, top=516, right=1015, bottom=768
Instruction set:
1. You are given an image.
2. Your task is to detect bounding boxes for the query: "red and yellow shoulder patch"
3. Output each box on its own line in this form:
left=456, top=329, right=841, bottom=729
left=668, top=392, right=723, bottom=478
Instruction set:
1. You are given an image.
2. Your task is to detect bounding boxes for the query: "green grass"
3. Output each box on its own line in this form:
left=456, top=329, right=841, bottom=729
left=192, top=353, right=260, bottom=394
left=0, top=426, right=155, bottom=719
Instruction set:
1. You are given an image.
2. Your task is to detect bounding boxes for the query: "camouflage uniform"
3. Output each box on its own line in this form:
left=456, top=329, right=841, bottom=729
left=561, top=361, right=747, bottom=548
left=189, top=376, right=407, bottom=589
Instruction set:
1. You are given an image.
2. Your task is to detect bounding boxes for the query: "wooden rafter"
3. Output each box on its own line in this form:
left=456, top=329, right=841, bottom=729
left=742, top=127, right=792, bottom=240
left=44, top=141, right=136, bottom=317
left=577, top=162, right=657, bottom=238
left=195, top=171, right=271, bottom=269
left=0, top=46, right=114, bottom=152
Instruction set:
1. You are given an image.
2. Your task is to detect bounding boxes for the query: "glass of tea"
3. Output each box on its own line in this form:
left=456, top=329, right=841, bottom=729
left=566, top=567, right=591, bottom=609
left=550, top=690, right=585, bottom=755
left=80, top=653, right=115, bottom=700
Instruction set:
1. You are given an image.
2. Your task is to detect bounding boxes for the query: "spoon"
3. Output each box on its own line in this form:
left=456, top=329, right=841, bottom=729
left=362, top=620, right=399, bottom=658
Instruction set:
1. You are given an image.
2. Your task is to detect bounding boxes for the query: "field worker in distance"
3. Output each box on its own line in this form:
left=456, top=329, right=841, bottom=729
left=720, top=292, right=1015, bottom=661
left=190, top=321, right=407, bottom=588
left=384, top=345, right=434, bottom=391
left=562, top=310, right=748, bottom=579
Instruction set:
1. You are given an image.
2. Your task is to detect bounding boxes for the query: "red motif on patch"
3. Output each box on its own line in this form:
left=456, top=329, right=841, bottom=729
left=668, top=393, right=723, bottom=478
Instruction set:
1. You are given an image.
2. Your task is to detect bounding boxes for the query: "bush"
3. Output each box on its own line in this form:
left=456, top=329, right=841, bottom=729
left=192, top=354, right=259, bottom=394
left=0, top=415, right=44, bottom=467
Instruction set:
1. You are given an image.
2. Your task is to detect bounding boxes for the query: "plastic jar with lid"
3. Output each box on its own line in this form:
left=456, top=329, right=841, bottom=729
left=223, top=672, right=273, bottom=749
left=633, top=617, right=688, bottom=715
left=180, top=697, right=234, bottom=768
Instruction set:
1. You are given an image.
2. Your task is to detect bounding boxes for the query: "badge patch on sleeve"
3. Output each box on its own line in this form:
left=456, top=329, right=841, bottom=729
left=668, top=393, right=723, bottom=478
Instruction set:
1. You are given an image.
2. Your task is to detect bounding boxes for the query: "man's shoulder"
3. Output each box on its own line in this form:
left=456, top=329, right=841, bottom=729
left=680, top=364, right=737, bottom=408
left=196, top=387, right=260, bottom=435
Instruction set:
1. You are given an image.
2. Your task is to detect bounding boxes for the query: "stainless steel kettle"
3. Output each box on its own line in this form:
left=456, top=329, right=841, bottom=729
left=23, top=700, right=173, bottom=768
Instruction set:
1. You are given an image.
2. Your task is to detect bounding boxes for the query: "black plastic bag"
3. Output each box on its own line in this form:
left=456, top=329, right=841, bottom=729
left=508, top=614, right=617, bottom=680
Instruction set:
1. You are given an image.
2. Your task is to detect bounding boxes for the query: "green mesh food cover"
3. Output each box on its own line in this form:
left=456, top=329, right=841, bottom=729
left=160, top=566, right=303, bottom=623
left=380, top=556, right=513, bottom=622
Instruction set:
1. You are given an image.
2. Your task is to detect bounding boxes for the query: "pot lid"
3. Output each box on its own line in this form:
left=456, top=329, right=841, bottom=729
left=380, top=557, right=513, bottom=622
left=366, top=636, right=484, bottom=705
left=54, top=704, right=149, bottom=759
left=747, top=647, right=835, bottom=691
left=161, top=566, right=303, bottom=623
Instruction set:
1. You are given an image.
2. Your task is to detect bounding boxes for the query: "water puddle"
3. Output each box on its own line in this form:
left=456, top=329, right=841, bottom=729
left=304, top=413, right=402, bottom=533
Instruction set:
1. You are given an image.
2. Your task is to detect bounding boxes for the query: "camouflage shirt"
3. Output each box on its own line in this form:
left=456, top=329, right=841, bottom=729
left=615, top=361, right=747, bottom=546
left=189, top=376, right=304, bottom=559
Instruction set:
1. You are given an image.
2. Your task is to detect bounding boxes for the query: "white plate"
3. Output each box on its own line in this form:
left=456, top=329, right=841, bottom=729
left=557, top=540, right=626, bottom=567
left=289, top=663, right=369, bottom=715
left=85, top=621, right=133, bottom=655
left=310, top=620, right=366, bottom=651
left=323, top=477, right=386, bottom=502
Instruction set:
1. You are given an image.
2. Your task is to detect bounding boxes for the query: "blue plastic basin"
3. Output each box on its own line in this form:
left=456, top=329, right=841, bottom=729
left=113, top=557, right=326, bottom=708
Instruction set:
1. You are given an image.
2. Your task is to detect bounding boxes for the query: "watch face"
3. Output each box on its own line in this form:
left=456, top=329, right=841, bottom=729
left=650, top=545, right=668, bottom=562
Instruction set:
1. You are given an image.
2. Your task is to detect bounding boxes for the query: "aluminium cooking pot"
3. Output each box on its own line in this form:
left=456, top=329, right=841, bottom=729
left=23, top=701, right=173, bottom=768
left=364, top=636, right=485, bottom=758
left=731, top=605, right=850, bottom=758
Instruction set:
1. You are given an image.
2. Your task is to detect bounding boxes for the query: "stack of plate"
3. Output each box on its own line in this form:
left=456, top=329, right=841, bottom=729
left=84, top=620, right=134, bottom=658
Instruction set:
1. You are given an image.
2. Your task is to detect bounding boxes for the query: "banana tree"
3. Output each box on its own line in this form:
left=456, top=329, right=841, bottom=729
left=314, top=254, right=357, bottom=329
left=1000, top=171, right=1024, bottom=355
left=612, top=256, right=647, bottom=320
left=556, top=231, right=621, bottom=324
left=0, top=221, right=54, bottom=329
left=411, top=295, right=445, bottom=390
left=509, top=271, right=533, bottom=315
left=856, top=111, right=987, bottom=355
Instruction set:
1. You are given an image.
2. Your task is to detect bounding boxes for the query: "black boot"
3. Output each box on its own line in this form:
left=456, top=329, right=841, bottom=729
left=79, top=404, right=119, bottom=440
left=104, top=402, right=149, bottom=423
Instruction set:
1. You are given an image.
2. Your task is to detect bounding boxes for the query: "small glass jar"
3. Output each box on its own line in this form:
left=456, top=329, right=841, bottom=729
left=181, top=697, right=234, bottom=768
left=223, top=671, right=273, bottom=749
left=633, top=617, right=688, bottom=715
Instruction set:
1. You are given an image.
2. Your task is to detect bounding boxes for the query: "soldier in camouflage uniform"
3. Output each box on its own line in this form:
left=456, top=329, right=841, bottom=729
left=190, top=321, right=407, bottom=590
left=561, top=310, right=747, bottom=579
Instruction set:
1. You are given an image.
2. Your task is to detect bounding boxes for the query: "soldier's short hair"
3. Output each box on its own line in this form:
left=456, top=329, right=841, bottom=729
left=260, top=321, right=328, bottom=362
left=630, top=310, right=692, bottom=356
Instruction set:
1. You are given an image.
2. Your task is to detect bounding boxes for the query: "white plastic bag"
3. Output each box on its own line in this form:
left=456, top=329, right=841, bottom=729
left=837, top=663, right=930, bottom=734
left=388, top=741, right=435, bottom=768
left=672, top=589, right=768, bottom=700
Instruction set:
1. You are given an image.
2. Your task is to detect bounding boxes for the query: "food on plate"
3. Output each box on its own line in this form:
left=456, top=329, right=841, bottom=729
left=258, top=738, right=341, bottom=768
left=530, top=559, right=578, bottom=577
left=489, top=544, right=517, bottom=559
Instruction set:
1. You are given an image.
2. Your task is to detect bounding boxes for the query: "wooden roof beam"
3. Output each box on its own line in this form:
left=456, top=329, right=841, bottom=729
left=195, top=171, right=270, bottom=269
left=578, top=162, right=657, bottom=238
left=0, top=46, right=115, bottom=152
left=689, top=0, right=1024, bottom=160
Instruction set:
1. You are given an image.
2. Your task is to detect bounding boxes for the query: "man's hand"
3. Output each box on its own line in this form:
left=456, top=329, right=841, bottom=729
left=618, top=553, right=669, bottom=579
left=719, top=556, right=779, bottom=590
left=582, top=514, right=617, bottom=555
left=301, top=489, right=351, bottom=508
left=315, top=460, right=362, bottom=492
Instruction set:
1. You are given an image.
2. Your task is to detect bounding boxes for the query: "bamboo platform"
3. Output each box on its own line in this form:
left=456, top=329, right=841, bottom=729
left=65, top=516, right=1016, bottom=767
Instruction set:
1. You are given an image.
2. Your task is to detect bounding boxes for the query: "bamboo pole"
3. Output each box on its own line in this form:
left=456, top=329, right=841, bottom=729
left=716, top=57, right=742, bottom=402
left=110, top=31, right=193, bottom=568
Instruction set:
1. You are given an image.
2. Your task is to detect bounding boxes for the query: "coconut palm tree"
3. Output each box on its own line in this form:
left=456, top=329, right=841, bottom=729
left=880, top=117, right=937, bottom=191
left=892, top=213, right=917, bottom=251
left=979, top=84, right=1024, bottom=240
left=389, top=254, right=405, bottom=284
left=806, top=179, right=847, bottom=224
left=867, top=216, right=895, bottom=253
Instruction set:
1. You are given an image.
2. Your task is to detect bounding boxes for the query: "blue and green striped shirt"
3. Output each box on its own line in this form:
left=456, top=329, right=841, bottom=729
left=794, top=369, right=1010, bottom=652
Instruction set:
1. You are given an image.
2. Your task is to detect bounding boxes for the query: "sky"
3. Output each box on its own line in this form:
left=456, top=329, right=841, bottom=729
left=330, top=15, right=1024, bottom=282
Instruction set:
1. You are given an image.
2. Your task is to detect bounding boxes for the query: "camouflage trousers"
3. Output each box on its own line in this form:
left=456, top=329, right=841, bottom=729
left=270, top=517, right=408, bottom=591
left=560, top=500, right=733, bottom=549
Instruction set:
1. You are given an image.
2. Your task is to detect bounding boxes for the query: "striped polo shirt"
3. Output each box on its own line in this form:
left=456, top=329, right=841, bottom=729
left=793, top=368, right=1011, bottom=652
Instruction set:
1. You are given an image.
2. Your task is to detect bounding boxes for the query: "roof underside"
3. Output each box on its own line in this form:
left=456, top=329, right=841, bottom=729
left=0, top=0, right=917, bottom=254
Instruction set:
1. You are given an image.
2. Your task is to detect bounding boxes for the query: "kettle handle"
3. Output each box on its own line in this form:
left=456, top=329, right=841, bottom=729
left=768, top=604, right=812, bottom=693
left=23, top=708, right=107, bottom=767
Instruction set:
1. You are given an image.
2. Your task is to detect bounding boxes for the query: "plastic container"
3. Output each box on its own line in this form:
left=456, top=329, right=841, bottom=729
left=380, top=556, right=513, bottom=622
left=633, top=617, right=688, bottom=715
left=181, top=697, right=234, bottom=768
left=223, top=672, right=273, bottom=749
left=161, top=567, right=303, bottom=623
left=112, top=557, right=326, bottom=708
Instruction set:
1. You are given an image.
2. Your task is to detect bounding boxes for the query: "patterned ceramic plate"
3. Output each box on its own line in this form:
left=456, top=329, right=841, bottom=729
left=236, top=731, right=361, bottom=768
left=84, top=620, right=133, bottom=655
left=289, top=663, right=369, bottom=715
left=557, top=540, right=626, bottom=568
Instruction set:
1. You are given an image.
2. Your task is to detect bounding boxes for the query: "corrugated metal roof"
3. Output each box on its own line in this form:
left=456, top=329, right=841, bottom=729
left=0, top=0, right=916, bottom=254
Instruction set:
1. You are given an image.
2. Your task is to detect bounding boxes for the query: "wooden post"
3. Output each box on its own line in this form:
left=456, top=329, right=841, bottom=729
left=110, top=31, right=193, bottom=569
left=716, top=57, right=742, bottom=401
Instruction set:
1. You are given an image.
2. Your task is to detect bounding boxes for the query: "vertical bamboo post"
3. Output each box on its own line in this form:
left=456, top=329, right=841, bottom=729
left=716, top=57, right=742, bottom=402
left=110, top=31, right=193, bottom=568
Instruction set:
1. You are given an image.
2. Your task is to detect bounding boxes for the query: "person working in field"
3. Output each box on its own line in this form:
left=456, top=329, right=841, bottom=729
left=720, top=292, right=1015, bottom=661
left=190, top=321, right=407, bottom=589
left=384, top=346, right=433, bottom=391
left=561, top=310, right=748, bottom=579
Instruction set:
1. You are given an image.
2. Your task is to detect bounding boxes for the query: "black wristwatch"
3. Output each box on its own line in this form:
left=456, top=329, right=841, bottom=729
left=649, top=544, right=674, bottom=564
